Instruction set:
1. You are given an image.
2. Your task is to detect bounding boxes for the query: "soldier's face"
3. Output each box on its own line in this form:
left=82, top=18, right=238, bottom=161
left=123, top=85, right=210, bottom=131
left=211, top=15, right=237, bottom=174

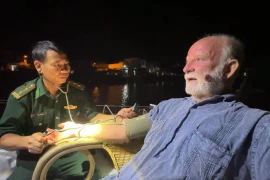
left=40, top=50, right=71, bottom=86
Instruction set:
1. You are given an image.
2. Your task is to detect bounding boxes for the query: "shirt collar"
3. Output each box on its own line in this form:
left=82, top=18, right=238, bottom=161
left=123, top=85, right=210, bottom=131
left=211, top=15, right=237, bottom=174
left=191, top=94, right=237, bottom=106
left=212, top=94, right=237, bottom=102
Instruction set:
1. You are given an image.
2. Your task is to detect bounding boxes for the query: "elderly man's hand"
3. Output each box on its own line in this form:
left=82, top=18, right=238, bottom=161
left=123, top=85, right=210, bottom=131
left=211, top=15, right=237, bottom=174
left=58, top=121, right=83, bottom=129
left=46, top=128, right=59, bottom=145
left=117, top=107, right=138, bottom=121
left=46, top=122, right=83, bottom=145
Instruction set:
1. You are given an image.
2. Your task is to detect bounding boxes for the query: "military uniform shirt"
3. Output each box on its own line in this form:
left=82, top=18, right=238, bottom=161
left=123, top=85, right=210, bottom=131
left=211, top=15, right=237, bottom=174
left=0, top=76, right=97, bottom=160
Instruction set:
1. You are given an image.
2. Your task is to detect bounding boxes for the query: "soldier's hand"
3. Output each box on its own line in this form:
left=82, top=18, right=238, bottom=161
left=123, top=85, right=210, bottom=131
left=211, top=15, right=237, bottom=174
left=27, top=132, right=47, bottom=154
left=117, top=107, right=138, bottom=121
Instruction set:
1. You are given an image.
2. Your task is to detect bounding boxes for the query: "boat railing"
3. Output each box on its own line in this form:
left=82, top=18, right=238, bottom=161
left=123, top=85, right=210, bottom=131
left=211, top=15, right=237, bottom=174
left=96, top=104, right=154, bottom=115
left=0, top=99, right=154, bottom=117
left=0, top=99, right=7, bottom=104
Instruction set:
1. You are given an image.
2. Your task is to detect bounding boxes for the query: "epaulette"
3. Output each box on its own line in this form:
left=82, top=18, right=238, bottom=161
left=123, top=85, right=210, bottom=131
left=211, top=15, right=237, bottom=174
left=12, top=83, right=36, bottom=100
left=69, top=80, right=85, bottom=91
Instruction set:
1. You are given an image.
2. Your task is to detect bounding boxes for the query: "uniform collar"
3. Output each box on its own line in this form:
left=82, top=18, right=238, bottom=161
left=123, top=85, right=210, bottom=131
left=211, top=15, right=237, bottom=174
left=35, top=76, right=70, bottom=99
left=35, top=76, right=51, bottom=99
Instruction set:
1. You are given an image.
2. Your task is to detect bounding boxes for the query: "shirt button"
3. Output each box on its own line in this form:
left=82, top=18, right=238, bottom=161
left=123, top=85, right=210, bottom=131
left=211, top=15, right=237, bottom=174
left=55, top=117, right=59, bottom=120
left=39, top=123, right=42, bottom=126
left=56, top=100, right=58, bottom=103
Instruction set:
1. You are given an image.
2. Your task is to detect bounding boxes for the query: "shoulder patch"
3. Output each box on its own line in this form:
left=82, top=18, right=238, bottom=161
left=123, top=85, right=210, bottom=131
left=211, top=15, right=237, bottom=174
left=69, top=80, right=85, bottom=91
left=12, top=83, right=36, bottom=100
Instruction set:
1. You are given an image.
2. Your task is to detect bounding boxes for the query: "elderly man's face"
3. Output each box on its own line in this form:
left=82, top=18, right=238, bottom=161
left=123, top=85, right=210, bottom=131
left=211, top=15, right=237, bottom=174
left=183, top=37, right=227, bottom=101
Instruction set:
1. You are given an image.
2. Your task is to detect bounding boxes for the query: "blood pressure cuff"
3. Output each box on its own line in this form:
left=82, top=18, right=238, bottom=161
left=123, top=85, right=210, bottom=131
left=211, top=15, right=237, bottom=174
left=125, top=113, right=151, bottom=139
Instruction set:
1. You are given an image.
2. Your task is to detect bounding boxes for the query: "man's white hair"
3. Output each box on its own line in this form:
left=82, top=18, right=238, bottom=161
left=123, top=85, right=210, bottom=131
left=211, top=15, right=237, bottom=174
left=202, top=34, right=245, bottom=79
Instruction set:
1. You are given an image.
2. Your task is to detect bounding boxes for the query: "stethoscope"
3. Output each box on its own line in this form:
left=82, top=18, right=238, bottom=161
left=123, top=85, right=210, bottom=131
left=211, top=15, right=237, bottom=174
left=42, top=75, right=75, bottom=123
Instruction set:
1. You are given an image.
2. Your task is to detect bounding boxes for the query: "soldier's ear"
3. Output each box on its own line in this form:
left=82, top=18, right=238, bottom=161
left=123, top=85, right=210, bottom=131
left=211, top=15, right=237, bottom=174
left=34, top=60, right=42, bottom=74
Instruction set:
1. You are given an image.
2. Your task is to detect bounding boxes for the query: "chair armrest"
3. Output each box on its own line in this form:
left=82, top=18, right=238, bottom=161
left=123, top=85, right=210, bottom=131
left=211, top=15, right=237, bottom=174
left=32, top=138, right=103, bottom=180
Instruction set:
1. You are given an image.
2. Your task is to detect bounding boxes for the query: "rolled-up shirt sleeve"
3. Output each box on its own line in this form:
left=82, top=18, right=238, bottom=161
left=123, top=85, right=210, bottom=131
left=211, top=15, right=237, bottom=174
left=148, top=103, right=161, bottom=124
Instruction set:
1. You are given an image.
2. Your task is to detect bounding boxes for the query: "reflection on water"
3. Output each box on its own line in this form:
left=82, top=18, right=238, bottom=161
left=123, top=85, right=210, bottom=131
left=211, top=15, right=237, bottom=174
left=122, top=84, right=129, bottom=105
left=0, top=72, right=187, bottom=111
left=89, top=80, right=187, bottom=107
left=92, top=87, right=100, bottom=104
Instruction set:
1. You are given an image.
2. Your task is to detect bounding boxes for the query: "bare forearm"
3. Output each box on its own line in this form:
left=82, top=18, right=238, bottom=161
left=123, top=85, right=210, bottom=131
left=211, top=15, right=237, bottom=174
left=80, top=124, right=129, bottom=143
left=56, top=123, right=129, bottom=144
left=0, top=133, right=29, bottom=151
left=90, top=113, right=115, bottom=123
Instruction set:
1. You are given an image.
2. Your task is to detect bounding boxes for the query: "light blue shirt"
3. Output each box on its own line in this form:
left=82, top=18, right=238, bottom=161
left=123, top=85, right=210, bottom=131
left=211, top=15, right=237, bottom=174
left=103, top=94, right=270, bottom=180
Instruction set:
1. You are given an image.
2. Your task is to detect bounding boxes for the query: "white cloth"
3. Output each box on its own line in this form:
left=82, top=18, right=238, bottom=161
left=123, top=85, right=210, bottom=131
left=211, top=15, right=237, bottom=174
left=0, top=149, right=17, bottom=180
left=93, top=149, right=117, bottom=178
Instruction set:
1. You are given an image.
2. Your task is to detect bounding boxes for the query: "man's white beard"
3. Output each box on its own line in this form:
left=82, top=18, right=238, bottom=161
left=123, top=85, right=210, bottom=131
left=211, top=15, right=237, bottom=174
left=185, top=67, right=225, bottom=99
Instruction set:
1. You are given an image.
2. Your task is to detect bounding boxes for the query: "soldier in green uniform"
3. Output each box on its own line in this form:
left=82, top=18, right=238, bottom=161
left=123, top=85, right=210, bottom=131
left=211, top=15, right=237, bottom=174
left=0, top=40, right=119, bottom=179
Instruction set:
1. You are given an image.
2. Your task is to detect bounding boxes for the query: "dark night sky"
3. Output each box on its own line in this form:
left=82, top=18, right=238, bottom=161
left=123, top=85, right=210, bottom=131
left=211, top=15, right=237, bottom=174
left=1, top=1, right=269, bottom=70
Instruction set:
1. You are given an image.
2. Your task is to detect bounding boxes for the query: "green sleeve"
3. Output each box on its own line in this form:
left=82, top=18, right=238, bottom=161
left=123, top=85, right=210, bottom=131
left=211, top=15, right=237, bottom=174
left=0, top=94, right=29, bottom=137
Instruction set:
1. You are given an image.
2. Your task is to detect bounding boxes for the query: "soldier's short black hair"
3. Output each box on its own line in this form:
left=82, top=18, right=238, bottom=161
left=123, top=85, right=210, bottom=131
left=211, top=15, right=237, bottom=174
left=31, top=40, right=66, bottom=62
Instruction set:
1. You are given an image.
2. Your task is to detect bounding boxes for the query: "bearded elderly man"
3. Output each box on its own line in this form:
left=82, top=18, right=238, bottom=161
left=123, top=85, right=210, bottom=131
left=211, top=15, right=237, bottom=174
left=48, top=34, right=270, bottom=179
